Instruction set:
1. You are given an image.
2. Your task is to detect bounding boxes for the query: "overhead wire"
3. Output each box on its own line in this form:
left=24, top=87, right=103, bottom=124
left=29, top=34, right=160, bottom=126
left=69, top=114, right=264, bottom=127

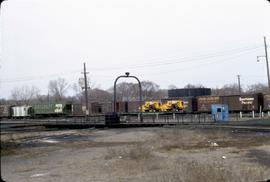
left=0, top=69, right=81, bottom=83
left=144, top=48, right=262, bottom=78
left=0, top=44, right=264, bottom=84
left=87, top=45, right=263, bottom=71
left=87, top=47, right=264, bottom=87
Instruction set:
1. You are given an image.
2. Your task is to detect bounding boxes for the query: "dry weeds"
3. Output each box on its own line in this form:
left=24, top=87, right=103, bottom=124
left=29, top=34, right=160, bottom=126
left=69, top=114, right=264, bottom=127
left=155, top=160, right=270, bottom=182
left=155, top=128, right=270, bottom=151
left=102, top=128, right=270, bottom=182
left=2, top=127, right=270, bottom=182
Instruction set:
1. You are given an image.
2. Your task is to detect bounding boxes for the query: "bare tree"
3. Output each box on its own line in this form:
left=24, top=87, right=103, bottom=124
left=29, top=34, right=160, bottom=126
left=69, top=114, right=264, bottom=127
left=184, top=83, right=205, bottom=88
left=212, top=83, right=241, bottom=96
left=72, top=82, right=83, bottom=103
left=168, top=84, right=177, bottom=89
left=154, top=89, right=168, bottom=99
left=108, top=82, right=135, bottom=101
left=48, top=78, right=70, bottom=101
left=89, top=88, right=112, bottom=102
left=109, top=80, right=165, bottom=101
left=141, top=81, right=161, bottom=100
left=245, top=83, right=267, bottom=94
left=10, top=85, right=40, bottom=105
left=0, top=98, right=6, bottom=105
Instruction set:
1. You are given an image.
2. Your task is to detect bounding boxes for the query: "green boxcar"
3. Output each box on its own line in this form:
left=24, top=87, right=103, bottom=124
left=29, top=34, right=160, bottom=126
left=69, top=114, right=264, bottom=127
left=31, top=103, right=72, bottom=116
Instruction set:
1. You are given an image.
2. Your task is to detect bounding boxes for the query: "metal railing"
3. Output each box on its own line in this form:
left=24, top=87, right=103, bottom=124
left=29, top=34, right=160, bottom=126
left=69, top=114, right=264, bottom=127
left=119, top=112, right=270, bottom=124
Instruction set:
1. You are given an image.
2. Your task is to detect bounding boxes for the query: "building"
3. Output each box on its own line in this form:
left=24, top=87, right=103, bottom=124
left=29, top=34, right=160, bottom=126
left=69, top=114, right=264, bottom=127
left=168, top=88, right=211, bottom=98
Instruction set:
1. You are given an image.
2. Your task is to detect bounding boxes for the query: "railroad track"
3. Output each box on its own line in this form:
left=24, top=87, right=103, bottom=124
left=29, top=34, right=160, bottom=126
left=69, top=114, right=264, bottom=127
left=1, top=119, right=270, bottom=132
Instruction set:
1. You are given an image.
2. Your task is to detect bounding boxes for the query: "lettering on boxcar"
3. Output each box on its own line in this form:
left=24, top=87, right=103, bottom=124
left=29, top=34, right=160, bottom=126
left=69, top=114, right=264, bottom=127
left=239, top=97, right=254, bottom=105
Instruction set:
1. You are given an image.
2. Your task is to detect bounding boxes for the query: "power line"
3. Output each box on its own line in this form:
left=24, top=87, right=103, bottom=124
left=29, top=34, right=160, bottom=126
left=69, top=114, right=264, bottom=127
left=0, top=70, right=81, bottom=83
left=145, top=48, right=261, bottom=76
left=0, top=44, right=263, bottom=83
left=242, top=75, right=265, bottom=78
left=87, top=45, right=263, bottom=71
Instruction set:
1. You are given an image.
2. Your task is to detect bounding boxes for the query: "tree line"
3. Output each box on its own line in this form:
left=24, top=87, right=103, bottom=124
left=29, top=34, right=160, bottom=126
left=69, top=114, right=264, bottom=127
left=0, top=77, right=268, bottom=105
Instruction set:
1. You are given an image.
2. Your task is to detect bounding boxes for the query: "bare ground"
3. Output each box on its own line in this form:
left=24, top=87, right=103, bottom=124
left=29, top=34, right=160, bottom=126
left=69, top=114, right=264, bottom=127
left=1, top=127, right=270, bottom=182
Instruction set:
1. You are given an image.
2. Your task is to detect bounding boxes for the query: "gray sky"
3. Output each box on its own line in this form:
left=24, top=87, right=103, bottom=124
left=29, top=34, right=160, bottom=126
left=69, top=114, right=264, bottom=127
left=1, top=0, right=270, bottom=99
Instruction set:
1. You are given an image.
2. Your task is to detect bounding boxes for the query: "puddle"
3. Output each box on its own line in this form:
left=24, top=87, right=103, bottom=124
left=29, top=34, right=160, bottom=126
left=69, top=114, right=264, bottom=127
left=30, top=172, right=50, bottom=177
left=44, top=134, right=92, bottom=141
left=40, top=139, right=59, bottom=144
left=19, top=134, right=93, bottom=148
left=1, top=132, right=101, bottom=155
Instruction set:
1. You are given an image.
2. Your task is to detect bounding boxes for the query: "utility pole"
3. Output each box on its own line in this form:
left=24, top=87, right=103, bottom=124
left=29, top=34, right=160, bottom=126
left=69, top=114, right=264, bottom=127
left=257, top=36, right=270, bottom=93
left=264, top=36, right=270, bottom=93
left=82, top=62, right=89, bottom=118
left=47, top=90, right=50, bottom=103
left=237, top=75, right=241, bottom=95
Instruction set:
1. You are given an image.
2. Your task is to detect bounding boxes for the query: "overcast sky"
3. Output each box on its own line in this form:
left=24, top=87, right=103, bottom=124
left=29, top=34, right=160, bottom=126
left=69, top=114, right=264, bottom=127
left=0, top=0, right=270, bottom=99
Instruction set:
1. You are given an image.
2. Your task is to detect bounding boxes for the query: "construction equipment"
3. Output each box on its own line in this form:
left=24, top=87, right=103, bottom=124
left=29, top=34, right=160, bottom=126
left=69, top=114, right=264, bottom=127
left=160, top=100, right=184, bottom=112
left=140, top=100, right=184, bottom=112
left=140, top=101, right=162, bottom=112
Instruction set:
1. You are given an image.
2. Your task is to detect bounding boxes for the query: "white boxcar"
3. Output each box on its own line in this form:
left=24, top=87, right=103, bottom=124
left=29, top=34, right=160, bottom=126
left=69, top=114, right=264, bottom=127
left=11, top=106, right=31, bottom=118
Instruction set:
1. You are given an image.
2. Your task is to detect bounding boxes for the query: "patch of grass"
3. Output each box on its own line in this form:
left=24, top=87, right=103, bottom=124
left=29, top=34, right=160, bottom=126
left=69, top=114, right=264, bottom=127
left=246, top=149, right=270, bottom=167
left=155, top=128, right=270, bottom=151
left=156, top=160, right=270, bottom=182
left=1, top=142, right=20, bottom=156
left=156, top=128, right=209, bottom=151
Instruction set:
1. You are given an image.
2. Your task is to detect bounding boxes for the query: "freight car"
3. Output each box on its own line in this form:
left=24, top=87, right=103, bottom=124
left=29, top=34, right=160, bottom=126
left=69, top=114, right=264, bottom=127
left=263, top=94, right=270, bottom=111
left=31, top=103, right=72, bottom=117
left=11, top=106, right=32, bottom=118
left=197, top=96, right=220, bottom=113
left=196, top=93, right=264, bottom=113
left=71, top=103, right=85, bottom=116
left=0, top=105, right=11, bottom=118
left=100, top=102, right=113, bottom=113
left=222, top=94, right=263, bottom=112
left=126, top=101, right=141, bottom=112
left=0, top=92, right=266, bottom=119
left=102, top=101, right=141, bottom=113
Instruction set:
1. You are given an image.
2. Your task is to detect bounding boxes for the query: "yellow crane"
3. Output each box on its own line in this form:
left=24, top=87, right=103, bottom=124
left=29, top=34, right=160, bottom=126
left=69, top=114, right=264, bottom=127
left=140, top=100, right=184, bottom=112
left=140, top=101, right=162, bottom=112
left=160, top=100, right=184, bottom=112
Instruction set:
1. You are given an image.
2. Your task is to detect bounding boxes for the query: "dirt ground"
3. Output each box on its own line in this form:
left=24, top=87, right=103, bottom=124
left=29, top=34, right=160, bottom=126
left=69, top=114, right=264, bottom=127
left=1, top=126, right=270, bottom=182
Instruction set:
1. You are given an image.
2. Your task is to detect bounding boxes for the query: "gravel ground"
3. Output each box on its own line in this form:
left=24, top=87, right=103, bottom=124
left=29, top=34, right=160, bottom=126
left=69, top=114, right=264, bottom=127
left=1, top=127, right=270, bottom=182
